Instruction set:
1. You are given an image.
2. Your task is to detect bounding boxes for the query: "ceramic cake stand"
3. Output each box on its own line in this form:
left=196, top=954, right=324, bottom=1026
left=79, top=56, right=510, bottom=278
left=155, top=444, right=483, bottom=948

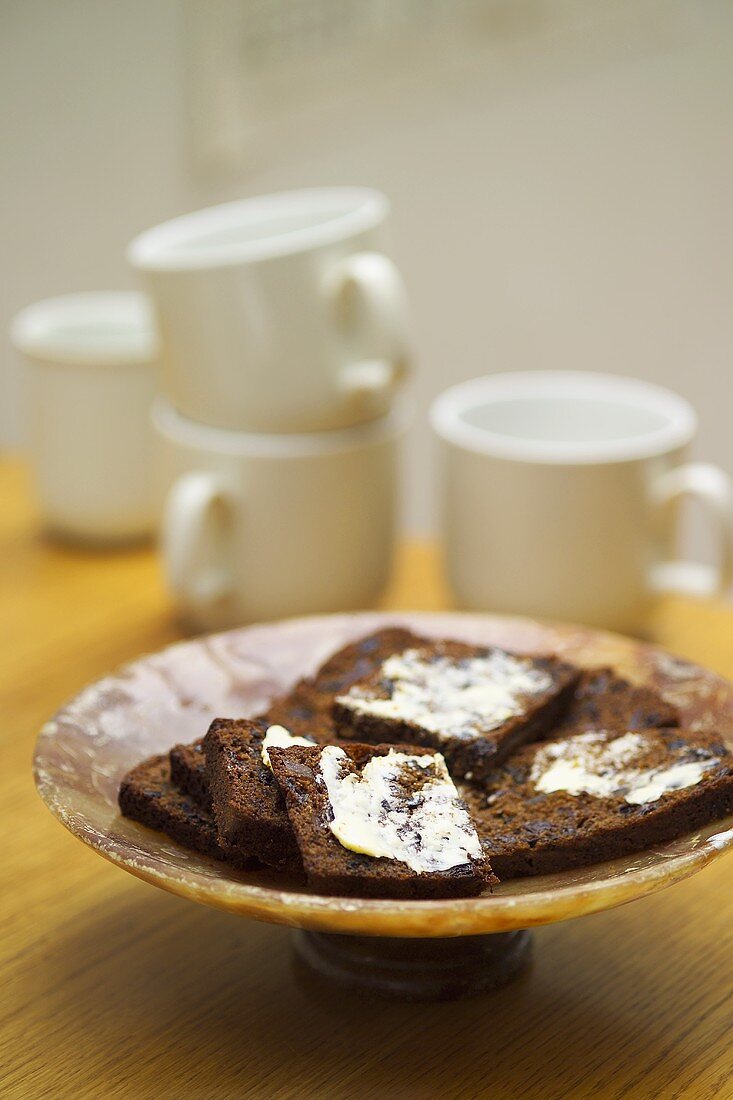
left=33, top=612, right=733, bottom=1001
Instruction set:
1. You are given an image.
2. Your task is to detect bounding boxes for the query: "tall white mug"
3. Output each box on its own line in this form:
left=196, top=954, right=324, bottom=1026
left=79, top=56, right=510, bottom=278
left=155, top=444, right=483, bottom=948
left=129, top=188, right=412, bottom=433
left=431, top=372, right=733, bottom=633
left=153, top=398, right=407, bottom=630
left=11, top=292, right=158, bottom=543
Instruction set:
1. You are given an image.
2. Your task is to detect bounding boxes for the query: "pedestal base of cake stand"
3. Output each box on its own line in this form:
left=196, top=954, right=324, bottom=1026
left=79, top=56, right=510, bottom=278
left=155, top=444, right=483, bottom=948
left=292, top=927, right=533, bottom=1001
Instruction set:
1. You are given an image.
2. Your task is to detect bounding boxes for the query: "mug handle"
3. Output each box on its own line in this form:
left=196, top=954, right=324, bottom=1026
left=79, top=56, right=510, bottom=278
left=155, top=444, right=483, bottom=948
left=650, top=462, right=733, bottom=598
left=162, top=471, right=234, bottom=613
left=325, top=251, right=412, bottom=405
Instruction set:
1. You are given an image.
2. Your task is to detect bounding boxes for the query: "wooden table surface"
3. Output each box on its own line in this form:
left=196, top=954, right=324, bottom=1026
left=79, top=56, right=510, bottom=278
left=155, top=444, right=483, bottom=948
left=2, top=458, right=732, bottom=1100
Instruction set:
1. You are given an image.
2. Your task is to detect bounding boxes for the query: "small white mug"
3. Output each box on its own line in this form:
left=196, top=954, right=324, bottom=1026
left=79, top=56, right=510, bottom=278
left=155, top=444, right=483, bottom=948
left=11, top=292, right=158, bottom=544
left=129, top=188, right=412, bottom=434
left=153, top=398, right=407, bottom=630
left=431, top=371, right=733, bottom=633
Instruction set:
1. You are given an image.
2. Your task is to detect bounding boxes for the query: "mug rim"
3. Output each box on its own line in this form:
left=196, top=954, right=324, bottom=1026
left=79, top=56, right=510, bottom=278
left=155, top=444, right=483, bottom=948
left=10, top=292, right=157, bottom=367
left=152, top=397, right=410, bottom=458
left=430, top=371, right=697, bottom=465
left=128, top=188, right=389, bottom=272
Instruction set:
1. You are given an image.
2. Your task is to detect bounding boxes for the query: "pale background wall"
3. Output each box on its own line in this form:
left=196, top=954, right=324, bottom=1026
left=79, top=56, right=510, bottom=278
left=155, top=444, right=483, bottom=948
left=2, top=0, right=732, bottom=543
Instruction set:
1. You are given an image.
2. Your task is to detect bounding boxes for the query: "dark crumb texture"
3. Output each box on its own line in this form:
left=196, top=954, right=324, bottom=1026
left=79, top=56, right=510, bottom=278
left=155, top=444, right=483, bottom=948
left=334, top=641, right=580, bottom=781
left=170, top=740, right=209, bottom=808
left=554, top=667, right=679, bottom=737
left=463, top=727, right=733, bottom=878
left=263, top=677, right=337, bottom=739
left=310, top=627, right=430, bottom=695
left=269, top=742, right=494, bottom=899
left=204, top=717, right=307, bottom=870
left=118, top=754, right=257, bottom=867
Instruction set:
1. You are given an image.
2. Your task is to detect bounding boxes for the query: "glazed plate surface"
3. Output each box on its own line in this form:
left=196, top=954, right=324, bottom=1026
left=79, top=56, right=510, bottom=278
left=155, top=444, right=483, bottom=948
left=34, top=612, right=733, bottom=937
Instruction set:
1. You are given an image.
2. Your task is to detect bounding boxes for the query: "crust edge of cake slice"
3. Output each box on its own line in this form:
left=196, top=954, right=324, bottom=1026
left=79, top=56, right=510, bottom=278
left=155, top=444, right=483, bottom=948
left=170, top=740, right=209, bottom=808
left=203, top=717, right=305, bottom=871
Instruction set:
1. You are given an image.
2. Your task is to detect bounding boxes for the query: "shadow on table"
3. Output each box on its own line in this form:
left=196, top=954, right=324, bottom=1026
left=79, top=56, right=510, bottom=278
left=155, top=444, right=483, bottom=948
left=28, top=883, right=696, bottom=1099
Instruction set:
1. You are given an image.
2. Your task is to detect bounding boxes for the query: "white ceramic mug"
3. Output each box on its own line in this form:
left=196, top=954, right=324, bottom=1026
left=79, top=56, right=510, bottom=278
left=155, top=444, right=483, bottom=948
left=11, top=292, right=158, bottom=544
left=153, top=398, right=407, bottom=630
left=129, top=188, right=412, bottom=433
left=431, top=372, right=733, bottom=632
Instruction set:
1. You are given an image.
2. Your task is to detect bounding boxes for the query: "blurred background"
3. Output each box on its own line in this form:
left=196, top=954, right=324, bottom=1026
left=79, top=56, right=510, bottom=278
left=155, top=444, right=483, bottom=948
left=2, top=0, right=732, bottom=536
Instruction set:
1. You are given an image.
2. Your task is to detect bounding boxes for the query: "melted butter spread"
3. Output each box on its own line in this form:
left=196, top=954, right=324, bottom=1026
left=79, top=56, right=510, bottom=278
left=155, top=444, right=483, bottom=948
left=531, top=730, right=719, bottom=804
left=337, top=648, right=553, bottom=741
left=318, top=745, right=482, bottom=873
left=261, top=724, right=314, bottom=770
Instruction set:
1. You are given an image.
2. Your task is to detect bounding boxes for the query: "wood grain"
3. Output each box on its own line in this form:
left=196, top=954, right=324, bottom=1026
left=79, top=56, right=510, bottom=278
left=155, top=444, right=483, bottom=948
left=1, top=459, right=732, bottom=1099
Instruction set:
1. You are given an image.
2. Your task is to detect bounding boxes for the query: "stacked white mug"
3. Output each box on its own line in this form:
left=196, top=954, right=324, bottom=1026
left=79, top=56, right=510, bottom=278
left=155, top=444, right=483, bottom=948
left=128, top=188, right=412, bottom=630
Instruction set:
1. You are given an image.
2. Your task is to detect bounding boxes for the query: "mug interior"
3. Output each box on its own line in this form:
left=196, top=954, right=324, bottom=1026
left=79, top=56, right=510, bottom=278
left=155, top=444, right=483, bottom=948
left=10, top=293, right=156, bottom=366
left=128, top=188, right=388, bottom=270
left=168, top=205, right=355, bottom=252
left=432, top=373, right=696, bottom=463
left=463, top=396, right=669, bottom=444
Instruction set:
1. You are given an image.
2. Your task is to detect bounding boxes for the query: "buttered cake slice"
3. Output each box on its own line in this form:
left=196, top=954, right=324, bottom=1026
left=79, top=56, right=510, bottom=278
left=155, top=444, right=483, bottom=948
left=463, top=726, right=733, bottom=878
left=333, top=641, right=579, bottom=781
left=268, top=742, right=495, bottom=898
